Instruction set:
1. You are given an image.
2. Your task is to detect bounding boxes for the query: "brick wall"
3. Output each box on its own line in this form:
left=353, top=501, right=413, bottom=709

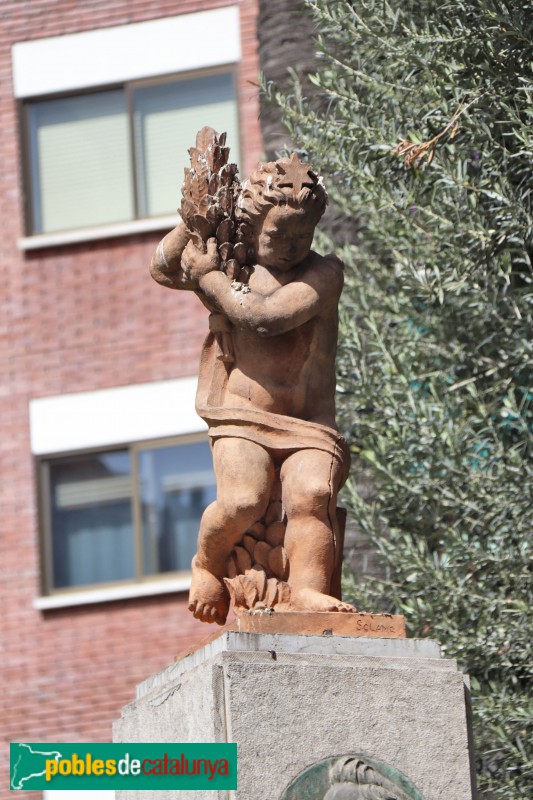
left=0, top=2, right=261, bottom=797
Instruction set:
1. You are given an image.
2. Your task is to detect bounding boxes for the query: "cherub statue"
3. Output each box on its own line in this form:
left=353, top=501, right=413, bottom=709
left=150, top=129, right=354, bottom=625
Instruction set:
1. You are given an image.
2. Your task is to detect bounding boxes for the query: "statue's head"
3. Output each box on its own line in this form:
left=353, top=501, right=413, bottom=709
left=236, top=154, right=327, bottom=270
left=321, top=756, right=409, bottom=800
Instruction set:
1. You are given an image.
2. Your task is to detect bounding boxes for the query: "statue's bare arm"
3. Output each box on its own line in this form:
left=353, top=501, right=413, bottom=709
left=150, top=227, right=343, bottom=336
left=150, top=224, right=220, bottom=292
left=150, top=220, right=195, bottom=290
left=198, top=255, right=343, bottom=337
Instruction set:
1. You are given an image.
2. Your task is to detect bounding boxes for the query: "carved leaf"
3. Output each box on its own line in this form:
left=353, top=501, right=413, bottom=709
left=180, top=199, right=195, bottom=225
left=206, top=206, right=219, bottom=227
left=219, top=147, right=230, bottom=169
left=200, top=144, right=211, bottom=172
left=225, top=555, right=237, bottom=579
left=243, top=534, right=256, bottom=557
left=190, top=214, right=212, bottom=242
left=265, top=501, right=283, bottom=524
left=268, top=545, right=289, bottom=581
left=247, top=521, right=265, bottom=540
left=198, top=195, right=210, bottom=216
left=242, top=575, right=258, bottom=608
left=218, top=187, right=233, bottom=215
left=276, top=582, right=291, bottom=606
left=264, top=578, right=279, bottom=609
left=265, top=520, right=285, bottom=547
left=220, top=163, right=238, bottom=183
left=188, top=147, right=200, bottom=168
left=196, top=159, right=210, bottom=183
left=208, top=173, right=219, bottom=195
left=216, top=218, right=234, bottom=244
left=181, top=128, right=241, bottom=275
left=225, top=260, right=241, bottom=281
left=239, top=266, right=251, bottom=284
left=253, top=540, right=271, bottom=570
left=234, top=545, right=252, bottom=573
left=218, top=242, right=233, bottom=262
left=247, top=566, right=267, bottom=600
left=235, top=223, right=248, bottom=243
left=232, top=241, right=247, bottom=266
left=199, top=175, right=211, bottom=199
left=191, top=175, right=202, bottom=207
left=195, top=126, right=218, bottom=152
left=188, top=230, right=204, bottom=250
left=224, top=576, right=246, bottom=609
left=210, top=146, right=225, bottom=174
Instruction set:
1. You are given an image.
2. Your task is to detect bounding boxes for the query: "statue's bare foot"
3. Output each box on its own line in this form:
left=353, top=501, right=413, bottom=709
left=188, top=558, right=229, bottom=625
left=290, top=587, right=357, bottom=613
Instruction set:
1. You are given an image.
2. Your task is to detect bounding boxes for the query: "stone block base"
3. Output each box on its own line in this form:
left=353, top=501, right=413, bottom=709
left=113, top=618, right=476, bottom=799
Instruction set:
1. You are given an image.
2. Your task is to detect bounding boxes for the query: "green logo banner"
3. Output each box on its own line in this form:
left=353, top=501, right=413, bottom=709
left=10, top=742, right=237, bottom=791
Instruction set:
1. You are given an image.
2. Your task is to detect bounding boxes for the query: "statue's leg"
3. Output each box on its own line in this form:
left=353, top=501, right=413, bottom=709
left=281, top=449, right=355, bottom=613
left=189, top=437, right=275, bottom=624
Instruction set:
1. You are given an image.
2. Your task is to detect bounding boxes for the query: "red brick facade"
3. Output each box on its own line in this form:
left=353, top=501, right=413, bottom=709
left=1, top=2, right=261, bottom=797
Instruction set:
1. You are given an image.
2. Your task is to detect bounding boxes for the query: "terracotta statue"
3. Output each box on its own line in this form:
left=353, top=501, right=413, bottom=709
left=150, top=128, right=354, bottom=625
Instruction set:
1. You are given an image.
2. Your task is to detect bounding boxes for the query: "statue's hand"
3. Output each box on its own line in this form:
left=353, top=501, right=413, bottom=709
left=181, top=238, right=219, bottom=282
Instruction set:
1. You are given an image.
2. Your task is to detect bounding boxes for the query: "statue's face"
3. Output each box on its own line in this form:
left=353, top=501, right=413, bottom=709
left=253, top=205, right=316, bottom=270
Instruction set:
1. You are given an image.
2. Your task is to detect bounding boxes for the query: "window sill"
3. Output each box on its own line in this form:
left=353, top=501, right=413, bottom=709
left=34, top=575, right=191, bottom=610
left=18, top=214, right=178, bottom=251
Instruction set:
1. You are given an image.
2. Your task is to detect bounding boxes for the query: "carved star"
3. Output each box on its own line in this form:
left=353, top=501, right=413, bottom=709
left=275, top=153, right=314, bottom=195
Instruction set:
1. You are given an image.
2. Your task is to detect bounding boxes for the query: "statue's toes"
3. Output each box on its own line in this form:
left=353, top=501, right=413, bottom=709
left=339, top=603, right=357, bottom=613
left=208, top=606, right=226, bottom=626
left=191, top=601, right=207, bottom=620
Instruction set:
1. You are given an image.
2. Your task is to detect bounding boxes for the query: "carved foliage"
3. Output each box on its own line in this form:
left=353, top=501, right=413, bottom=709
left=181, top=126, right=249, bottom=284
left=223, top=473, right=292, bottom=613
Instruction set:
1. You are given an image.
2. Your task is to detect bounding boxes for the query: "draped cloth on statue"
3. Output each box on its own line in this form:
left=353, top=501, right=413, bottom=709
left=195, top=317, right=351, bottom=485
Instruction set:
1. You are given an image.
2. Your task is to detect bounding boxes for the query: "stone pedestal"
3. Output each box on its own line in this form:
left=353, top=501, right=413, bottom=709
left=113, top=615, right=476, bottom=800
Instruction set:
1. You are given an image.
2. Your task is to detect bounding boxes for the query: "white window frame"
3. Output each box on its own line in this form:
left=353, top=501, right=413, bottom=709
left=13, top=7, right=241, bottom=249
left=30, top=379, right=211, bottom=610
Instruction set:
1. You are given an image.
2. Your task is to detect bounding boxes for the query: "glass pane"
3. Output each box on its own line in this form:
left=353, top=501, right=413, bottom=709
left=139, top=440, right=216, bottom=575
left=49, top=451, right=135, bottom=588
left=133, top=73, right=240, bottom=217
left=28, top=91, right=133, bottom=233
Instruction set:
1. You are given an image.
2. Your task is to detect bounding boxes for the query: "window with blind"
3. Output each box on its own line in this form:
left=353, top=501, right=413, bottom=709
left=40, top=436, right=216, bottom=592
left=26, top=71, right=239, bottom=234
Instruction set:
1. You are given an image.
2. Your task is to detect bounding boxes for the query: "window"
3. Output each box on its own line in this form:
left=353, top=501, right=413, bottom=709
left=39, top=436, right=216, bottom=593
left=12, top=8, right=242, bottom=239
left=25, top=70, right=240, bottom=234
